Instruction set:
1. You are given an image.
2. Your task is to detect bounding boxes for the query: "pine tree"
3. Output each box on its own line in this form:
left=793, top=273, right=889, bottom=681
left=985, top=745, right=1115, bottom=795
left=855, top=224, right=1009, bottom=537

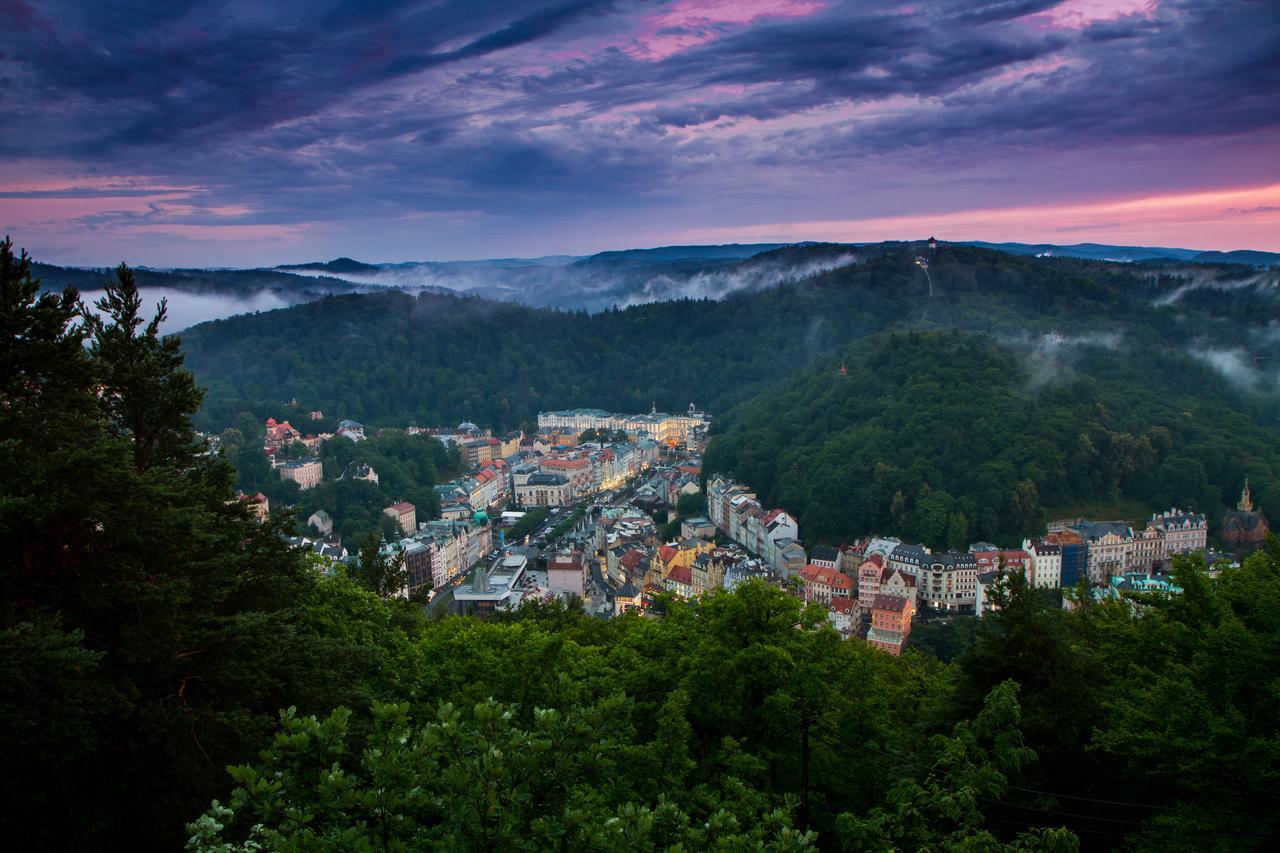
left=0, top=240, right=345, bottom=848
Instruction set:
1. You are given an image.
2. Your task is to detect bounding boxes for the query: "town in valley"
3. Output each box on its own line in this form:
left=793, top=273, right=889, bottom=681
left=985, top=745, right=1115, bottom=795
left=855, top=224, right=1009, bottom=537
left=233, top=402, right=1268, bottom=656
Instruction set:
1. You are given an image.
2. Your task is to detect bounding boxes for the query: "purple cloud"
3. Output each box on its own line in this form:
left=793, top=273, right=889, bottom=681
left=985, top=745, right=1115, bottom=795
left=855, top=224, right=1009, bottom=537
left=0, top=0, right=1277, bottom=265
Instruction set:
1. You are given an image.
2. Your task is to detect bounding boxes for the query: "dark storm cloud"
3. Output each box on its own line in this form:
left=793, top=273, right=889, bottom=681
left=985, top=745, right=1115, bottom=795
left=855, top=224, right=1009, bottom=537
left=2, top=0, right=1278, bottom=264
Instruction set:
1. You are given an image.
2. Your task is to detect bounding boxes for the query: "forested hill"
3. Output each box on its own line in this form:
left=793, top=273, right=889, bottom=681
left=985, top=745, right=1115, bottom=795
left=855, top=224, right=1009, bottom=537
left=703, top=331, right=1280, bottom=547
left=181, top=242, right=1280, bottom=433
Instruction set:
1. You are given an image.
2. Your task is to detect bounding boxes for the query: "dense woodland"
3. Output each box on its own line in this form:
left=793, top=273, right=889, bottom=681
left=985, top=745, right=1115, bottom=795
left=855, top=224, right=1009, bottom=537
left=180, top=244, right=1280, bottom=435
left=6, top=238, right=1280, bottom=850
left=704, top=330, right=1280, bottom=547
left=182, top=241, right=1280, bottom=547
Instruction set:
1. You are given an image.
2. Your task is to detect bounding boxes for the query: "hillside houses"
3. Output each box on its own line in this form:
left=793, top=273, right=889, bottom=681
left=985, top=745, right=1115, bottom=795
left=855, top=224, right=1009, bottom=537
left=706, top=476, right=804, bottom=578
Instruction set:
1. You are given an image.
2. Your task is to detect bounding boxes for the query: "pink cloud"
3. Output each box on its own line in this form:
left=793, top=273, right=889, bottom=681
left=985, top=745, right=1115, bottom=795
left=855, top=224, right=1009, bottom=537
left=111, top=223, right=305, bottom=241
left=631, top=0, right=827, bottom=59
left=1031, top=0, right=1158, bottom=29
left=550, top=0, right=827, bottom=63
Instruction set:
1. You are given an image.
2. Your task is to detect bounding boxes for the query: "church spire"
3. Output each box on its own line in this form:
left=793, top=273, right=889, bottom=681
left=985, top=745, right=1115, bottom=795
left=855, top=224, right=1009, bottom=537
left=1238, top=478, right=1253, bottom=512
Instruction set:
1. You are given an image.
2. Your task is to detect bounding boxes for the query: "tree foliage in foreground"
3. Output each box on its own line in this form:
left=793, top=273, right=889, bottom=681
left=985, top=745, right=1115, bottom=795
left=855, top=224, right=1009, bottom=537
left=0, top=240, right=389, bottom=849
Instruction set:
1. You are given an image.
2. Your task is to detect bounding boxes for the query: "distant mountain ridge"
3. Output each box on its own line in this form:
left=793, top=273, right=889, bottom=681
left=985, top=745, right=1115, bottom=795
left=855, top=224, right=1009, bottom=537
left=963, top=240, right=1280, bottom=266
left=277, top=256, right=380, bottom=273
left=30, top=238, right=1279, bottom=330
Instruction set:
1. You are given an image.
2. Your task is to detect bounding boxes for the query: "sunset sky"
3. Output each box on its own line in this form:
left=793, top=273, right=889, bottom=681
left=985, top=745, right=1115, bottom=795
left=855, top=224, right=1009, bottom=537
left=2, top=0, right=1277, bottom=267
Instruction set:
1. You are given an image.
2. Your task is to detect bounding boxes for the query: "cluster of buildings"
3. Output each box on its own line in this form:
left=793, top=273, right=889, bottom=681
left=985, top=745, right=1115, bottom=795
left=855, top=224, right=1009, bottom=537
left=390, top=517, right=496, bottom=595
left=252, top=402, right=708, bottom=610
left=426, top=420, right=664, bottom=520
left=698, top=475, right=1259, bottom=656
left=265, top=414, right=365, bottom=489
left=706, top=476, right=807, bottom=576
left=259, top=404, right=1268, bottom=658
left=537, top=404, right=711, bottom=450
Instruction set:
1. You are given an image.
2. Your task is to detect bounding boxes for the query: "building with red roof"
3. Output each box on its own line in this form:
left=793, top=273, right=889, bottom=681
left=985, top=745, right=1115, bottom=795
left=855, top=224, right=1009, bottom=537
left=801, top=563, right=854, bottom=605
left=383, top=501, right=417, bottom=536
left=665, top=564, right=693, bottom=598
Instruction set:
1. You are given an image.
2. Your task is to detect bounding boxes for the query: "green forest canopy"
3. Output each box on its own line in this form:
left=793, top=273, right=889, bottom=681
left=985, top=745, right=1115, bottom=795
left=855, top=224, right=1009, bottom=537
left=704, top=330, right=1280, bottom=547
left=178, top=244, right=1280, bottom=435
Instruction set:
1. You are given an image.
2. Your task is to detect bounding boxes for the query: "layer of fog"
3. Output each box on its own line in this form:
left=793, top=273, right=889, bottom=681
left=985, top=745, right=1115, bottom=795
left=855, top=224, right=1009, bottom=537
left=1189, top=347, right=1279, bottom=393
left=79, top=287, right=290, bottom=332
left=274, top=252, right=860, bottom=311
left=1004, top=331, right=1123, bottom=389
left=1151, top=268, right=1278, bottom=305
left=616, top=253, right=858, bottom=307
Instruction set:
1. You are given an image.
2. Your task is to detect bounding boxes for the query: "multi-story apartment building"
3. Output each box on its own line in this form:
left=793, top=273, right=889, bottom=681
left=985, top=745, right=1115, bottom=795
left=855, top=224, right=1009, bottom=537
left=547, top=549, right=586, bottom=599
left=1129, top=526, right=1167, bottom=572
left=827, top=596, right=859, bottom=636
left=857, top=554, right=887, bottom=604
left=879, top=565, right=918, bottom=609
left=280, top=456, right=323, bottom=489
left=516, top=472, right=573, bottom=507
left=808, top=545, right=840, bottom=569
left=1073, top=521, right=1134, bottom=585
left=918, top=552, right=979, bottom=611
left=1147, top=509, right=1208, bottom=555
left=801, top=564, right=855, bottom=605
left=1023, top=539, right=1062, bottom=588
left=867, top=594, right=914, bottom=655
left=1045, top=530, right=1085, bottom=587
left=888, top=543, right=929, bottom=578
left=543, top=457, right=594, bottom=495
left=384, top=501, right=417, bottom=536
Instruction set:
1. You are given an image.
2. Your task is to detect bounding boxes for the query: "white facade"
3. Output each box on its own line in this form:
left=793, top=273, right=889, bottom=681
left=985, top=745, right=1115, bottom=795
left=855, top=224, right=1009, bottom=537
left=1023, top=539, right=1062, bottom=589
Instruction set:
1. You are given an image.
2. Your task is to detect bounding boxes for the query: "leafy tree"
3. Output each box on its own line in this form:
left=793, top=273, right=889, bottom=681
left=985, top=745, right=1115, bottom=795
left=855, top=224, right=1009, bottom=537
left=355, top=532, right=408, bottom=598
left=835, top=682, right=1077, bottom=851
left=187, top=698, right=819, bottom=851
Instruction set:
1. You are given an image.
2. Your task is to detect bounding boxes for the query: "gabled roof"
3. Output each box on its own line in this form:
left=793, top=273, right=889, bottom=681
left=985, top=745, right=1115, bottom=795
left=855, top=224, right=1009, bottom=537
left=803, top=564, right=852, bottom=590
left=666, top=565, right=692, bottom=585
left=1222, top=509, right=1268, bottom=531
left=620, top=550, right=647, bottom=570
left=880, top=566, right=916, bottom=587
left=872, top=593, right=908, bottom=613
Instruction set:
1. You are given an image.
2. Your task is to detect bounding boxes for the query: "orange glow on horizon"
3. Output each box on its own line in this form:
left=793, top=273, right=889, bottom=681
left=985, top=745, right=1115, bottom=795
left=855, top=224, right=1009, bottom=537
left=662, top=183, right=1280, bottom=253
